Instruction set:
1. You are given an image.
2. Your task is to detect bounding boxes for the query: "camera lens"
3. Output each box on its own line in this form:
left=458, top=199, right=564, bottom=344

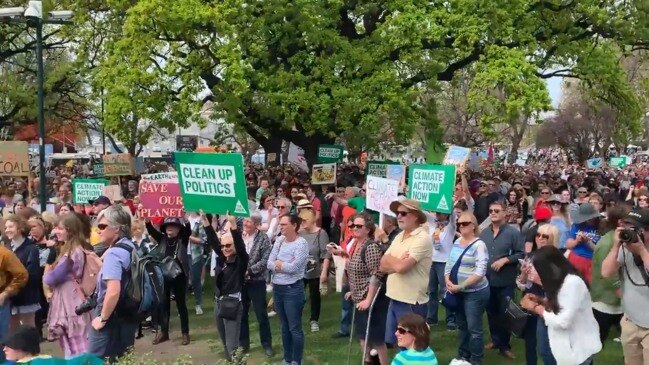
left=620, top=228, right=637, bottom=244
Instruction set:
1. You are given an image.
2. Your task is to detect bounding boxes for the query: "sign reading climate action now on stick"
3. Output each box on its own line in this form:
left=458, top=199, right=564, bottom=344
left=407, top=164, right=456, bottom=214
left=175, top=152, right=249, bottom=217
left=72, top=179, right=109, bottom=204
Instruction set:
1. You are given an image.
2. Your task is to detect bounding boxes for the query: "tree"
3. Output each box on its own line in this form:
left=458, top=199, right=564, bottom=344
left=66, top=0, right=649, bottom=164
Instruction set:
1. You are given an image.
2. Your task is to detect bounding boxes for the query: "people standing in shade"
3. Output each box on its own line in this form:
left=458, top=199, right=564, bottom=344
left=426, top=210, right=457, bottom=330
left=0, top=244, right=27, bottom=363
left=5, top=215, right=41, bottom=330
left=446, top=212, right=490, bottom=365
left=380, top=199, right=432, bottom=346
left=238, top=212, right=274, bottom=357
left=391, top=313, right=439, bottom=365
left=145, top=216, right=191, bottom=345
left=481, top=201, right=524, bottom=360
left=267, top=215, right=310, bottom=365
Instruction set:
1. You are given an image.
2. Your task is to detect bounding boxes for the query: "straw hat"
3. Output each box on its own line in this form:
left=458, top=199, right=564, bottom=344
left=389, top=198, right=427, bottom=225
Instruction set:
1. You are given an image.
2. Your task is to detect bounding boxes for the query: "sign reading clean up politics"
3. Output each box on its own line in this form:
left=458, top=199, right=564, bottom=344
left=407, top=164, right=456, bottom=214
left=175, top=152, right=249, bottom=217
left=317, top=144, right=344, bottom=163
left=72, top=179, right=109, bottom=204
left=610, top=157, right=627, bottom=168
left=366, top=175, right=399, bottom=216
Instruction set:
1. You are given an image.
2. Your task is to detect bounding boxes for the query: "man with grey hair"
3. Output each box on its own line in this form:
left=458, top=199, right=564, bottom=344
left=267, top=197, right=293, bottom=241
left=88, top=205, right=138, bottom=361
left=239, top=210, right=274, bottom=356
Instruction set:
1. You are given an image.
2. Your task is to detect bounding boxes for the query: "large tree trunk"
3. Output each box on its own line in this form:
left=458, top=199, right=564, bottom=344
left=261, top=136, right=283, bottom=167
left=285, top=131, right=335, bottom=167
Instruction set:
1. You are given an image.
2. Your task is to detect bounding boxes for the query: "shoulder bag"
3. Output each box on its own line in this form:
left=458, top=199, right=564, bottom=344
left=503, top=296, right=530, bottom=338
left=441, top=239, right=479, bottom=311
left=161, top=240, right=183, bottom=280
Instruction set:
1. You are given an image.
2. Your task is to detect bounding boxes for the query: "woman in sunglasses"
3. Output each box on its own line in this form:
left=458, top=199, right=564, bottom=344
left=200, top=211, right=249, bottom=361
left=392, top=313, right=439, bottom=365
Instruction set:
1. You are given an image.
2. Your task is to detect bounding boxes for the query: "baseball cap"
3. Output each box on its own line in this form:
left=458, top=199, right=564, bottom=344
left=623, top=209, right=649, bottom=228
left=89, top=195, right=111, bottom=206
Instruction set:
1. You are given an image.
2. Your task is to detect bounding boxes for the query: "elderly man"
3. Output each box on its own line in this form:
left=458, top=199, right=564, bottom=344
left=239, top=211, right=274, bottom=357
left=267, top=197, right=293, bottom=242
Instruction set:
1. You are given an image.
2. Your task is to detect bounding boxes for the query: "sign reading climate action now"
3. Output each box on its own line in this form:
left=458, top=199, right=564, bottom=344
left=175, top=152, right=249, bottom=217
left=317, top=144, right=344, bottom=163
left=407, top=164, right=456, bottom=214
left=72, top=179, right=109, bottom=204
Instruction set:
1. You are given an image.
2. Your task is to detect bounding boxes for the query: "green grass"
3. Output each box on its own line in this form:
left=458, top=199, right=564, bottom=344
left=176, top=280, right=624, bottom=365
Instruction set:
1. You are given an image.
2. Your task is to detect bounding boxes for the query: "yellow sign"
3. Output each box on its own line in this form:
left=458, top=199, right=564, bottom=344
left=103, top=153, right=134, bottom=176
left=0, top=142, right=30, bottom=176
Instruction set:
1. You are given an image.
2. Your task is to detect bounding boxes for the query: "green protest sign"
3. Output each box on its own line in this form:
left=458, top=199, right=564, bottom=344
left=407, top=164, right=456, bottom=214
left=93, top=164, right=104, bottom=177
left=365, top=160, right=400, bottom=178
left=72, top=179, right=110, bottom=204
left=317, top=144, right=344, bottom=163
left=174, top=152, right=249, bottom=217
left=610, top=157, right=626, bottom=168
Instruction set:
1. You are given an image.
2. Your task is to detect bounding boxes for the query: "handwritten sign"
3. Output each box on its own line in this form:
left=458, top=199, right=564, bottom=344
left=366, top=175, right=399, bottom=216
left=101, top=185, right=123, bottom=203
left=443, top=145, right=471, bottom=166
left=0, top=142, right=30, bottom=176
left=103, top=153, right=134, bottom=176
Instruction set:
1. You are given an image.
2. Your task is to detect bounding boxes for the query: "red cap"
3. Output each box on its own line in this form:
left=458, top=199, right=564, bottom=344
left=535, top=206, right=552, bottom=221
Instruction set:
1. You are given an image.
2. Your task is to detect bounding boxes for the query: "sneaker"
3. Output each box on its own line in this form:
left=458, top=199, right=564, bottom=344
left=195, top=305, right=203, bottom=315
left=268, top=311, right=277, bottom=317
left=266, top=284, right=273, bottom=293
left=614, top=337, right=622, bottom=343
left=310, top=321, right=320, bottom=332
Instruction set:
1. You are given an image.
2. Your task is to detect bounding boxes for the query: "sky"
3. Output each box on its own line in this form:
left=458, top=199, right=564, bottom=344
left=547, top=76, right=563, bottom=108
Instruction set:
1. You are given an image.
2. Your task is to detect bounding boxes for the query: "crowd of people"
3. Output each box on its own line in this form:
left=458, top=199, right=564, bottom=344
left=1, top=158, right=649, bottom=365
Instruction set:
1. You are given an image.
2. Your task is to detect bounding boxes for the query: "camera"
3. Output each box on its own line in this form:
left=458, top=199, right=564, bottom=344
left=620, top=228, right=644, bottom=244
left=75, top=292, right=98, bottom=315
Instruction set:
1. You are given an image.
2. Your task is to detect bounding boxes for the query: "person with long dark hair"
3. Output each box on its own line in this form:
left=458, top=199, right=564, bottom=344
left=520, top=246, right=601, bottom=365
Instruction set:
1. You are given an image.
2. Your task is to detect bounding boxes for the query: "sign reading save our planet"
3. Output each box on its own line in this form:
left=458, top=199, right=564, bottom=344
left=174, top=152, right=249, bottom=217
left=407, top=164, right=456, bottom=214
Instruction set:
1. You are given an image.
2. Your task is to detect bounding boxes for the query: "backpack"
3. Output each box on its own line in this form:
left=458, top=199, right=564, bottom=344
left=113, top=242, right=165, bottom=322
left=359, top=241, right=389, bottom=291
left=77, top=250, right=103, bottom=298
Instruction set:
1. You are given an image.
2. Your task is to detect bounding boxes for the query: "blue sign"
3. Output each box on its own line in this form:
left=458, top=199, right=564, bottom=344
left=28, top=143, right=53, bottom=156
left=444, top=145, right=471, bottom=166
left=586, top=158, right=603, bottom=169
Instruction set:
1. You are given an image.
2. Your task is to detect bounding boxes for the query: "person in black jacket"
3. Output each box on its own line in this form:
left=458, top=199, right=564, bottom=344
left=200, top=211, right=249, bottom=360
left=4, top=214, right=41, bottom=330
left=145, top=216, right=191, bottom=346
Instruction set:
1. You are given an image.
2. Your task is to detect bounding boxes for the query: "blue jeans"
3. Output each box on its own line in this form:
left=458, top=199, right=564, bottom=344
left=523, top=313, right=538, bottom=365
left=427, top=262, right=456, bottom=326
left=456, top=286, right=490, bottom=365
left=88, top=310, right=138, bottom=361
left=385, top=299, right=427, bottom=345
left=486, top=284, right=514, bottom=351
left=273, top=282, right=305, bottom=365
left=240, top=280, right=272, bottom=350
left=190, top=257, right=206, bottom=306
left=537, top=317, right=557, bottom=365
left=0, top=303, right=9, bottom=363
left=339, top=284, right=353, bottom=335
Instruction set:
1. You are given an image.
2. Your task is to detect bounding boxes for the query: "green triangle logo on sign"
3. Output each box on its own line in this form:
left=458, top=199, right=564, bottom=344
left=234, top=200, right=247, bottom=215
left=437, top=195, right=449, bottom=212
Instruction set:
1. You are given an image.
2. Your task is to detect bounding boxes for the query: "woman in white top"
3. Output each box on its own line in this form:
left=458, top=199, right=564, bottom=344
left=258, top=193, right=277, bottom=232
left=520, top=246, right=602, bottom=365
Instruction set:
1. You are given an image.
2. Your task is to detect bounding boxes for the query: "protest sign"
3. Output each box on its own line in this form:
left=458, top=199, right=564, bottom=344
left=72, top=179, right=109, bottom=204
left=317, top=144, right=344, bottom=163
left=366, top=176, right=399, bottom=216
left=366, top=160, right=400, bottom=178
left=93, top=164, right=104, bottom=177
left=141, top=171, right=178, bottom=183
left=407, top=164, right=456, bottom=214
left=311, top=163, right=337, bottom=185
left=102, top=185, right=123, bottom=202
left=139, top=178, right=183, bottom=218
left=586, top=157, right=603, bottom=169
left=0, top=141, right=30, bottom=176
left=443, top=145, right=471, bottom=166
left=103, top=153, right=134, bottom=176
left=610, top=157, right=626, bottom=168
left=288, top=143, right=309, bottom=172
left=175, top=152, right=249, bottom=217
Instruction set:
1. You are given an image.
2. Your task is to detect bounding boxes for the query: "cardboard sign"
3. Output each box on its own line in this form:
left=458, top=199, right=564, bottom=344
left=366, top=175, right=399, bottom=216
left=103, top=153, right=134, bottom=176
left=443, top=145, right=471, bottom=166
left=311, top=163, right=337, bottom=185
left=139, top=180, right=183, bottom=218
left=72, top=179, right=109, bottom=204
left=407, top=164, right=456, bottom=214
left=175, top=152, right=249, bottom=217
left=102, top=185, right=123, bottom=202
left=0, top=141, right=30, bottom=176
left=317, top=144, right=344, bottom=163
left=586, top=158, right=603, bottom=169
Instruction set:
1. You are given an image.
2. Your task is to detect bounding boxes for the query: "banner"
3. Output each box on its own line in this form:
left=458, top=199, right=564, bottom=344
left=586, top=157, right=603, bottom=169
left=72, top=179, right=109, bottom=204
left=316, top=144, right=344, bottom=163
left=139, top=179, right=183, bottom=218
left=103, top=153, right=134, bottom=176
left=407, top=164, right=456, bottom=214
left=610, top=157, right=626, bottom=168
left=288, top=143, right=309, bottom=172
left=0, top=141, right=30, bottom=176
left=443, top=145, right=471, bottom=166
left=311, top=163, right=337, bottom=185
left=366, top=175, right=399, bottom=216
left=175, top=152, right=249, bottom=217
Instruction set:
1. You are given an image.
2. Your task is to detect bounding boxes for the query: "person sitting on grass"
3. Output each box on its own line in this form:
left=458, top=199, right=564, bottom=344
left=391, top=313, right=439, bottom=365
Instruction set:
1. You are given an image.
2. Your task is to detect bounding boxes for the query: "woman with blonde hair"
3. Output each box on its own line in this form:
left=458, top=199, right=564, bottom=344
left=547, top=195, right=570, bottom=252
left=43, top=213, right=94, bottom=358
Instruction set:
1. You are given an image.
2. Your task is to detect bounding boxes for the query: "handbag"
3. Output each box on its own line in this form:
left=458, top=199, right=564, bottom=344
left=161, top=256, right=182, bottom=280
left=503, top=296, right=530, bottom=338
left=217, top=296, right=240, bottom=320
left=441, top=239, right=479, bottom=311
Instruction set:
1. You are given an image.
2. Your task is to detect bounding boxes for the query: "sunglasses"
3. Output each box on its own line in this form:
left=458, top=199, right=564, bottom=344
left=549, top=201, right=562, bottom=206
left=220, top=244, right=233, bottom=249
left=540, top=191, right=550, bottom=195
left=351, top=224, right=364, bottom=230
left=396, top=327, right=411, bottom=335
left=578, top=191, right=588, bottom=194
left=277, top=205, right=287, bottom=209
left=479, top=183, right=487, bottom=187
left=458, top=221, right=473, bottom=227
left=489, top=209, right=501, bottom=214
left=536, top=233, right=550, bottom=239
left=640, top=198, right=648, bottom=202
left=97, top=223, right=108, bottom=231
left=396, top=211, right=410, bottom=217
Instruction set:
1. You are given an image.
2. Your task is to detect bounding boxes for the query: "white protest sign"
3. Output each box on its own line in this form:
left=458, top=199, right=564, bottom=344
left=141, top=171, right=179, bottom=183
left=366, top=175, right=399, bottom=216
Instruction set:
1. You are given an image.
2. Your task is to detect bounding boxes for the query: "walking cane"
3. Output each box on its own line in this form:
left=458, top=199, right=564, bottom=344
left=362, top=283, right=383, bottom=364
left=346, top=306, right=357, bottom=365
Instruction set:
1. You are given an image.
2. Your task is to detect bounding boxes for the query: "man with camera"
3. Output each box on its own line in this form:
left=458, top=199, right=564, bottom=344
left=602, top=209, right=649, bottom=365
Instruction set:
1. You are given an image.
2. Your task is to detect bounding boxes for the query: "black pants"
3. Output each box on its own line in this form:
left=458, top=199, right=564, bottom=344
left=304, top=278, right=321, bottom=322
left=155, top=272, right=189, bottom=335
left=593, top=308, right=622, bottom=343
left=240, top=280, right=272, bottom=350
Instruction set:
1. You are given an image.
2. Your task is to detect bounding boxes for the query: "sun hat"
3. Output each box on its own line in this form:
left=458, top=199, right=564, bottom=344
left=570, top=203, right=601, bottom=224
left=296, top=199, right=313, bottom=210
left=160, top=217, right=185, bottom=232
left=389, top=198, right=427, bottom=225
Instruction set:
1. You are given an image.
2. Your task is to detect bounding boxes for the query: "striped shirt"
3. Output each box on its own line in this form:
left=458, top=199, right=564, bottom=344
left=391, top=347, right=438, bottom=365
left=444, top=238, right=489, bottom=292
left=267, top=236, right=309, bottom=285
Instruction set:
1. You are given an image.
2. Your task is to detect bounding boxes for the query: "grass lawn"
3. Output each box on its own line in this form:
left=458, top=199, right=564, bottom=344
left=161, top=280, right=625, bottom=364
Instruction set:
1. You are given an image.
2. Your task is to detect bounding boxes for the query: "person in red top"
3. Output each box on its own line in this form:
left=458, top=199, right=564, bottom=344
left=305, top=184, right=323, bottom=228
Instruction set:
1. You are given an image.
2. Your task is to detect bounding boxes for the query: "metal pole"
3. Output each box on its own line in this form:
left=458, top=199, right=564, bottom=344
left=35, top=18, right=46, bottom=213
left=101, top=89, right=106, bottom=155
